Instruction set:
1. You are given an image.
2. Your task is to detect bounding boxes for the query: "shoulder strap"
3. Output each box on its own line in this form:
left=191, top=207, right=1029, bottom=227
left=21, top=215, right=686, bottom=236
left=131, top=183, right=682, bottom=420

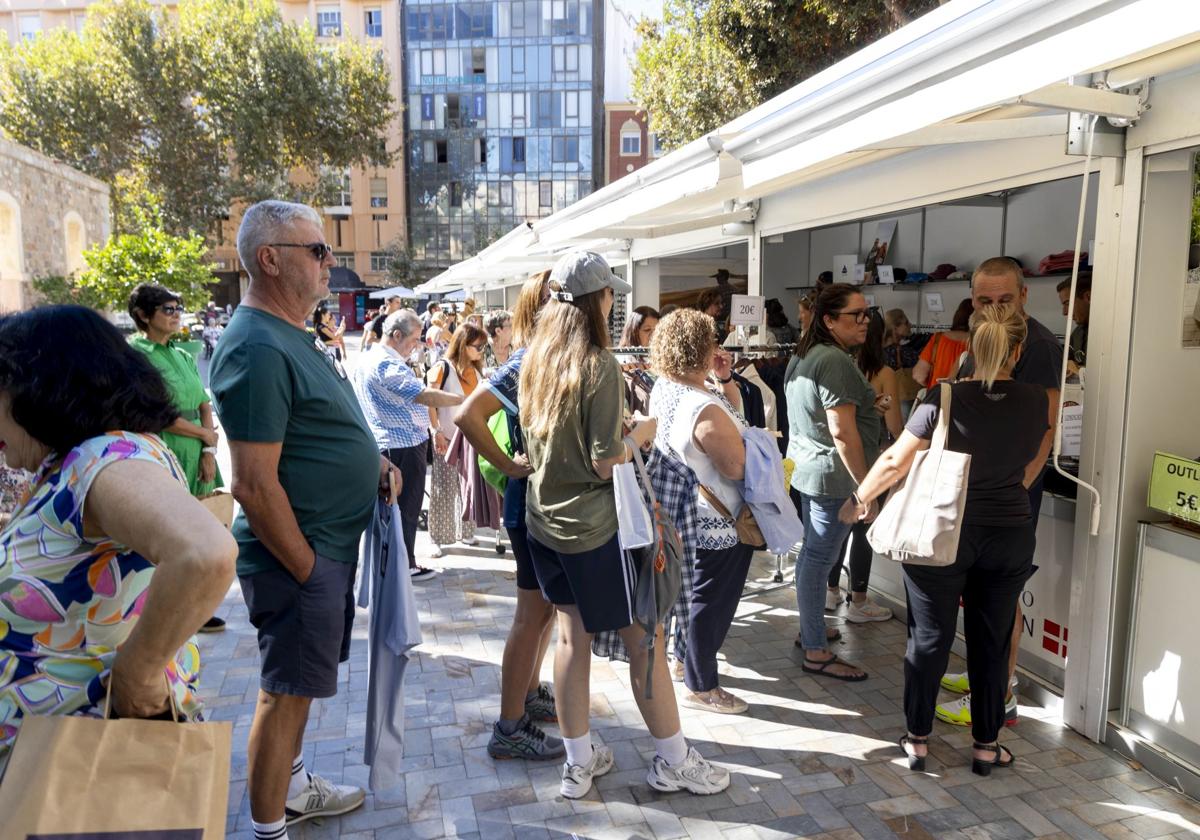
left=434, top=359, right=451, bottom=391
left=626, top=437, right=659, bottom=511
left=932, top=382, right=952, bottom=453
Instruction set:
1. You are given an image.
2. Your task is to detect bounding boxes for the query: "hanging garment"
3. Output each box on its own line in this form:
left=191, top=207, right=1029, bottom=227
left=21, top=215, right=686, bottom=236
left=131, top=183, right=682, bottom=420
left=741, top=427, right=806, bottom=555
left=737, top=363, right=778, bottom=432
left=357, top=498, right=423, bottom=791
left=731, top=370, right=766, bottom=429
left=753, top=356, right=790, bottom=455
left=446, top=426, right=501, bottom=531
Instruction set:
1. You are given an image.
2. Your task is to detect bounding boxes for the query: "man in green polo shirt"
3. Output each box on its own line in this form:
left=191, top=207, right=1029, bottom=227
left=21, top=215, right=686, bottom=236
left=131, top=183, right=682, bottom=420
left=210, top=200, right=397, bottom=840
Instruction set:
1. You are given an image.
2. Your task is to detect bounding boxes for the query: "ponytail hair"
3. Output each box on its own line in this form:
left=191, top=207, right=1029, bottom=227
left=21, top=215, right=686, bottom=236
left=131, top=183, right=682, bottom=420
left=796, top=283, right=859, bottom=358
left=968, top=304, right=1027, bottom=389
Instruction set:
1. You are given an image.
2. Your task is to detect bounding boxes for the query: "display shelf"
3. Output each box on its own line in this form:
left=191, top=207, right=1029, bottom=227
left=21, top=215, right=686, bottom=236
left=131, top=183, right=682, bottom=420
left=787, top=272, right=1082, bottom=291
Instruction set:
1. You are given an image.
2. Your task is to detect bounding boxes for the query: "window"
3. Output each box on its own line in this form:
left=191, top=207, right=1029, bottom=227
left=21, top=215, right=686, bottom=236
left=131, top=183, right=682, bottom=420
left=73, top=13, right=86, bottom=35
left=474, top=137, right=487, bottom=166
left=364, top=8, right=382, bottom=37
left=446, top=94, right=461, bottom=127
left=500, top=182, right=513, bottom=207
left=565, top=91, right=578, bottom=120
left=18, top=13, right=41, bottom=40
left=512, top=93, right=526, bottom=127
left=370, top=252, right=389, bottom=272
left=420, top=50, right=433, bottom=76
left=539, top=181, right=552, bottom=208
left=552, top=45, right=578, bottom=76
left=552, top=136, right=578, bottom=163
left=449, top=182, right=462, bottom=208
left=512, top=137, right=526, bottom=163
left=430, top=6, right=450, bottom=39
left=337, top=173, right=352, bottom=206
left=335, top=253, right=354, bottom=269
left=63, top=212, right=86, bottom=276
left=620, top=120, right=642, bottom=156
left=512, top=47, right=525, bottom=75
left=436, top=140, right=448, bottom=164
left=369, top=177, right=387, bottom=208
left=471, top=47, right=487, bottom=78
left=316, top=5, right=341, bottom=37
left=535, top=92, right=559, bottom=128
left=650, top=133, right=666, bottom=157
left=511, top=0, right=525, bottom=31
left=423, top=140, right=436, bottom=163
left=405, top=9, right=424, bottom=41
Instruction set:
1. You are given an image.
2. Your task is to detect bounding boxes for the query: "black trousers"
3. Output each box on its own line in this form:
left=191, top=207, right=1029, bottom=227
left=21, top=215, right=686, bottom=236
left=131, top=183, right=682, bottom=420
left=902, top=523, right=1034, bottom=744
left=685, top=542, right=755, bottom=693
left=384, top=442, right=428, bottom=570
left=828, top=521, right=873, bottom=593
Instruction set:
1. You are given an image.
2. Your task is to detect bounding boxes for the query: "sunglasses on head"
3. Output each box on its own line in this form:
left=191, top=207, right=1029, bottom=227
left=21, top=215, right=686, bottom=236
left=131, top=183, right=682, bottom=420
left=269, top=242, right=334, bottom=262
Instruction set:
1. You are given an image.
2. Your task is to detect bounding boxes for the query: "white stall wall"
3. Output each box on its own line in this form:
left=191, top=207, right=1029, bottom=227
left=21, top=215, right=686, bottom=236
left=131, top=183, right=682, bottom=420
left=860, top=210, right=924, bottom=275
left=1004, top=177, right=1099, bottom=271
left=762, top=230, right=811, bottom=320
left=925, top=203, right=1003, bottom=272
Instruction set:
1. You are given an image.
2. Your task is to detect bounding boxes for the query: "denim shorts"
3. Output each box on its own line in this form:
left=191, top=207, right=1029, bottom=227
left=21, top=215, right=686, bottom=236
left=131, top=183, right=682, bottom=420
left=240, top=552, right=356, bottom=698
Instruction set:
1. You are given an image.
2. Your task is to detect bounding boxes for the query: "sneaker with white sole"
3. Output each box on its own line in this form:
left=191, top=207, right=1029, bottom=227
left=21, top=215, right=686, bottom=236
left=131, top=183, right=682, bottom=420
left=680, top=687, right=748, bottom=715
left=825, top=588, right=846, bottom=612
left=560, top=745, right=614, bottom=799
left=460, top=535, right=477, bottom=546
left=941, top=671, right=971, bottom=693
left=284, top=773, right=365, bottom=826
left=524, top=682, right=557, bottom=723
left=671, top=659, right=685, bottom=683
left=934, top=690, right=1019, bottom=727
left=428, top=544, right=444, bottom=558
left=846, top=598, right=892, bottom=623
left=487, top=715, right=564, bottom=761
left=647, top=746, right=730, bottom=795
left=410, top=566, right=437, bottom=582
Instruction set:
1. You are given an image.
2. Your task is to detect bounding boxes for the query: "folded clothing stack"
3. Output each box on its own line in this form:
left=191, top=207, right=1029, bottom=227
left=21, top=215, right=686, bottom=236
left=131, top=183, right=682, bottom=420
left=1038, top=250, right=1087, bottom=275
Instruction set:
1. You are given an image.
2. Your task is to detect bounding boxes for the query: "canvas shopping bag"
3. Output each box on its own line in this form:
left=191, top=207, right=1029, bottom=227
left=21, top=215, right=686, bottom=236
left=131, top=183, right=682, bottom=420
left=0, top=687, right=232, bottom=840
left=868, top=383, right=971, bottom=567
left=197, top=490, right=235, bottom=530
left=613, top=459, right=654, bottom=551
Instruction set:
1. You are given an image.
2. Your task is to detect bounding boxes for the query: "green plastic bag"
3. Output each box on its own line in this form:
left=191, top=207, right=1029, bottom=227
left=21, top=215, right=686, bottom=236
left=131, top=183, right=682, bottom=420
left=478, top=410, right=512, bottom=494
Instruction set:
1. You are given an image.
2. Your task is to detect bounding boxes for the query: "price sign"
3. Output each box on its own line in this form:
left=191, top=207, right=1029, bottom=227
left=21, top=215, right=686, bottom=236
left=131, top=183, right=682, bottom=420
left=877, top=265, right=895, bottom=284
left=1148, top=451, right=1200, bottom=524
left=729, top=294, right=765, bottom=327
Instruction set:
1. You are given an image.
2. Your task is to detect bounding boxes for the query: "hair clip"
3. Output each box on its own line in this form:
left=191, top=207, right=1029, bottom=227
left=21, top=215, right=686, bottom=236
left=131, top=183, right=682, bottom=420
left=550, top=290, right=574, bottom=302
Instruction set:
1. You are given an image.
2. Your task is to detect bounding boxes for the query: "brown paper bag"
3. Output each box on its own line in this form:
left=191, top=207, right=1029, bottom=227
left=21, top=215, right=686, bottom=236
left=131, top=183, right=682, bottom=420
left=0, top=712, right=232, bottom=839
left=197, top=491, right=235, bottom=529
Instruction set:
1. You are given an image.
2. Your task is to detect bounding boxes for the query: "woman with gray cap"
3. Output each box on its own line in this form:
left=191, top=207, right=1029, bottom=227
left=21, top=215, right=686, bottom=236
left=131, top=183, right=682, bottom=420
left=519, top=250, right=731, bottom=800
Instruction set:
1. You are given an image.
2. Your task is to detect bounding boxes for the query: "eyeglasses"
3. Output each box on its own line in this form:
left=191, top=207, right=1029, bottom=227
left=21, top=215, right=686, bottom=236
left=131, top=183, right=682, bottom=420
left=159, top=305, right=185, bottom=315
left=469, top=342, right=487, bottom=351
left=269, top=242, right=334, bottom=262
left=833, top=308, right=872, bottom=324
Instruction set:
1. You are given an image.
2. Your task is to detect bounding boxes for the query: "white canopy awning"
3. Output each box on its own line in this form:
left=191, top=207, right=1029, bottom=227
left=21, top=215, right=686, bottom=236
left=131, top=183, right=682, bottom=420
left=368, top=285, right=426, bottom=299
left=418, top=0, right=1200, bottom=295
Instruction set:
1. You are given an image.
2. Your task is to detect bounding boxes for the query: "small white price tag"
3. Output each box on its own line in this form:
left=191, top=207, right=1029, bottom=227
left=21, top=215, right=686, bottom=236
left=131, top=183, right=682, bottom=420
left=877, top=265, right=895, bottom=284
left=853, top=264, right=866, bottom=285
left=729, top=294, right=765, bottom=327
left=924, top=292, right=945, bottom=313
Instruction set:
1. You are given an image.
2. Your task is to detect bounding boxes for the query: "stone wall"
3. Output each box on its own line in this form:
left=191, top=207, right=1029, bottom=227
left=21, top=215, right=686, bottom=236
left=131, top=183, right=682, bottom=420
left=0, top=137, right=110, bottom=311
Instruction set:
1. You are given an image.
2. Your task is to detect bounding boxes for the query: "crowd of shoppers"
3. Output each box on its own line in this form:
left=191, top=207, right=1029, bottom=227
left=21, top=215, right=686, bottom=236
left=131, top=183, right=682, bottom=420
left=0, top=196, right=1071, bottom=836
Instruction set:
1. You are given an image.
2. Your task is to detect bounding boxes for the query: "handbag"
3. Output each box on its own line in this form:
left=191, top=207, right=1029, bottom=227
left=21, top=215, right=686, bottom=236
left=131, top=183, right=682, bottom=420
left=867, top=382, right=971, bottom=566
left=697, top=484, right=765, bottom=548
left=0, top=680, right=232, bottom=839
left=477, top=410, right=512, bottom=495
left=627, top=440, right=683, bottom=700
left=197, top=490, right=234, bottom=529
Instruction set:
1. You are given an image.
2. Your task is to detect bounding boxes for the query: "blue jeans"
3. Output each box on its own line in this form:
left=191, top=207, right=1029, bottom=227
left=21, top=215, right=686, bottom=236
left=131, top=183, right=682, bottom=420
left=792, top=489, right=854, bottom=652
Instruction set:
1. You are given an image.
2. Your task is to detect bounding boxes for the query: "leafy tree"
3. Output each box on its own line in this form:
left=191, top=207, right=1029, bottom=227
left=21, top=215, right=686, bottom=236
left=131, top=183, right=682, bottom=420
left=75, top=212, right=218, bottom=311
left=0, top=0, right=395, bottom=237
left=381, top=238, right=421, bottom=287
left=633, top=0, right=944, bottom=149
left=30, top=274, right=108, bottom=310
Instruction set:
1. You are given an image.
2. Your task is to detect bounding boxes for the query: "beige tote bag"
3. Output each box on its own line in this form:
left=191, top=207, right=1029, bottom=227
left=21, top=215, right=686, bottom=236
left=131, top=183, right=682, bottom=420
left=867, top=382, right=971, bottom=566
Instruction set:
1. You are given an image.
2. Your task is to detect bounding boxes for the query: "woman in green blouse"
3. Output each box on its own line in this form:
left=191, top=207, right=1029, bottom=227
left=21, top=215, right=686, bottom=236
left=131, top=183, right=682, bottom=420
left=128, top=284, right=226, bottom=631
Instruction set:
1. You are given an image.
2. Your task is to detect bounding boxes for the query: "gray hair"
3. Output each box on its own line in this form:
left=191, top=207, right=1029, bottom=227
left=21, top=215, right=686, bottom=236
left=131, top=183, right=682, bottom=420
left=383, top=308, right=421, bottom=339
left=237, top=200, right=322, bottom=280
left=485, top=309, right=512, bottom=337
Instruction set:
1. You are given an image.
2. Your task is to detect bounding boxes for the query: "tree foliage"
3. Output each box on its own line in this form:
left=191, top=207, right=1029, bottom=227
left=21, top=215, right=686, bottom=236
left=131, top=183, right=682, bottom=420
left=0, top=0, right=395, bottom=236
left=633, top=0, right=943, bottom=150
left=74, top=211, right=218, bottom=311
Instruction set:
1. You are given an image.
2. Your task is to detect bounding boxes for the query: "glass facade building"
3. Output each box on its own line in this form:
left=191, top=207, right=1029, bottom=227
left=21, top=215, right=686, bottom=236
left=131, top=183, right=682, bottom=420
left=403, top=0, right=604, bottom=275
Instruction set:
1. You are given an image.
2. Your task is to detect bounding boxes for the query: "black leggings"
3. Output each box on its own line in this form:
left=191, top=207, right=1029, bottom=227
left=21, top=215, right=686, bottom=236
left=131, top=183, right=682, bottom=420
left=384, top=442, right=428, bottom=569
left=828, top=521, right=873, bottom=593
left=902, top=522, right=1035, bottom=744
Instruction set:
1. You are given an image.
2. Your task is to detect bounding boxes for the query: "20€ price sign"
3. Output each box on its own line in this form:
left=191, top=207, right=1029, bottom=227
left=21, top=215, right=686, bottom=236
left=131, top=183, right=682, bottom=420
left=1147, top=451, right=1200, bottom=524
left=729, top=294, right=765, bottom=327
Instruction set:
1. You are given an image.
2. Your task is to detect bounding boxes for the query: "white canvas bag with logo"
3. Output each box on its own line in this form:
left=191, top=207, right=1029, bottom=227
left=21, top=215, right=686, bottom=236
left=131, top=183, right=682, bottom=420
left=868, top=383, right=971, bottom=566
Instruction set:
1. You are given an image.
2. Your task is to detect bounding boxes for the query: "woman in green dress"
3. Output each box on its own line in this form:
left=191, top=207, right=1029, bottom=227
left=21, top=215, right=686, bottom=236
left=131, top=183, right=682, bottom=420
left=128, top=284, right=226, bottom=631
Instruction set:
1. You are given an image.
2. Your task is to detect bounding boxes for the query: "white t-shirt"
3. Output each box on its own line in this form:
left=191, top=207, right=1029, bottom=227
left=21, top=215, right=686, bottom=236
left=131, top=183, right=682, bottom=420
left=650, top=378, right=746, bottom=550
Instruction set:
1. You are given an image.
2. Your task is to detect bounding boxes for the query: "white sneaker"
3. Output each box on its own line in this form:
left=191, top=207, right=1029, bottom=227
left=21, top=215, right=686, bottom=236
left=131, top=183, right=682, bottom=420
left=647, top=746, right=730, bottom=795
left=825, top=588, right=846, bottom=612
left=560, top=745, right=614, bottom=799
left=284, top=773, right=365, bottom=826
left=846, top=597, right=893, bottom=623
left=460, top=535, right=477, bottom=546
left=428, top=544, right=444, bottom=558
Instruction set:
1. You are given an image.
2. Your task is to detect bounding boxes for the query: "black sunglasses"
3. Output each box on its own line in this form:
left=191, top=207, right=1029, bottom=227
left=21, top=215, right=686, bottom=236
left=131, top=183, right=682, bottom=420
left=158, top=304, right=185, bottom=315
left=269, top=242, right=333, bottom=262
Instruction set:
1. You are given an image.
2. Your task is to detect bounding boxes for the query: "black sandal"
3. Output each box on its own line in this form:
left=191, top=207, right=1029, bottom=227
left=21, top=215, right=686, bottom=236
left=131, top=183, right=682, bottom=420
left=971, top=742, right=1014, bottom=777
left=794, top=628, right=841, bottom=648
left=801, top=654, right=867, bottom=682
left=899, top=734, right=928, bottom=771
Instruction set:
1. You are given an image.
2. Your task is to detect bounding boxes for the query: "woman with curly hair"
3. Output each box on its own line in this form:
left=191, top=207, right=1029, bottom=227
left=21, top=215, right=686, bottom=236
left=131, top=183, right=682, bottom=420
left=649, top=308, right=753, bottom=715
left=0, top=306, right=236, bottom=777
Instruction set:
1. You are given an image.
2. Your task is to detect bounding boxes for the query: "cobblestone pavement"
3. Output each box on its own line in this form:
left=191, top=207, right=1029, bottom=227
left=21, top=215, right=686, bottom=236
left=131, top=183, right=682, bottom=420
left=200, top=539, right=1200, bottom=840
